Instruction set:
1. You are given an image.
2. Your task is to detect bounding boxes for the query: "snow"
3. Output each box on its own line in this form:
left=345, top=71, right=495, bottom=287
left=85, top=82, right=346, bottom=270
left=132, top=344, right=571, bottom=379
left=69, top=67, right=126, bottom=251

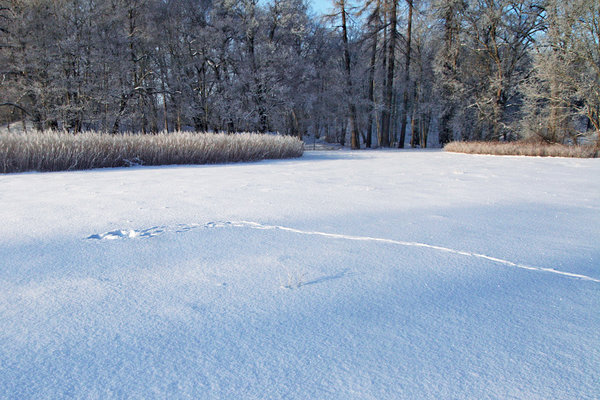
left=0, top=150, right=598, bottom=399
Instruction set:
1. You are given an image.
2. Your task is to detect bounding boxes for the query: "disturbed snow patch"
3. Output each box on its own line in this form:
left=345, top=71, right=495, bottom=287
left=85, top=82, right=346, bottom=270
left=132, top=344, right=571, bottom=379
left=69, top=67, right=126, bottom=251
left=87, top=223, right=201, bottom=240
left=87, top=226, right=166, bottom=240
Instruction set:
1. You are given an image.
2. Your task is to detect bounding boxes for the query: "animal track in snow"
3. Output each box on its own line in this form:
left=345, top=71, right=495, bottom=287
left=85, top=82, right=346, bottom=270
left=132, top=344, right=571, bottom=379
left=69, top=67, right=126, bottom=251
left=87, top=220, right=600, bottom=284
left=88, top=225, right=179, bottom=240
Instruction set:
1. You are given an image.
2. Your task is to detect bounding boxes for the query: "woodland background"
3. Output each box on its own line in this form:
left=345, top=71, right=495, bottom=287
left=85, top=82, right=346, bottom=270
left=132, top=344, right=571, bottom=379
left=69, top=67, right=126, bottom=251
left=1, top=0, right=599, bottom=148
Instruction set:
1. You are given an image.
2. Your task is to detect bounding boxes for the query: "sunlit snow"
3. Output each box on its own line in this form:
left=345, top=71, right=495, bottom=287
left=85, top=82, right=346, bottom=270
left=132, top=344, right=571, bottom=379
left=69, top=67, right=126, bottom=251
left=1, top=150, right=598, bottom=398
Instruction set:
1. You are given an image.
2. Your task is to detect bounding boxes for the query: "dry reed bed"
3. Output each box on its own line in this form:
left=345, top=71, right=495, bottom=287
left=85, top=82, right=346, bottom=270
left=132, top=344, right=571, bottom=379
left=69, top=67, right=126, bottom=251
left=0, top=131, right=304, bottom=173
left=444, top=141, right=598, bottom=158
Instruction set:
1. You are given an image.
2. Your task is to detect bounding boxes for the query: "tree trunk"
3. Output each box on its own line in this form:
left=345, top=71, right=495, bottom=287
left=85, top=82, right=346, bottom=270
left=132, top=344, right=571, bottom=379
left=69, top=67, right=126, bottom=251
left=410, top=90, right=418, bottom=148
left=379, top=7, right=389, bottom=147
left=289, top=109, right=301, bottom=139
left=398, top=0, right=412, bottom=148
left=341, top=0, right=360, bottom=149
left=383, top=0, right=397, bottom=148
left=161, top=77, right=169, bottom=132
left=366, top=9, right=379, bottom=148
left=421, top=111, right=430, bottom=148
left=437, top=0, right=462, bottom=145
left=112, top=93, right=128, bottom=134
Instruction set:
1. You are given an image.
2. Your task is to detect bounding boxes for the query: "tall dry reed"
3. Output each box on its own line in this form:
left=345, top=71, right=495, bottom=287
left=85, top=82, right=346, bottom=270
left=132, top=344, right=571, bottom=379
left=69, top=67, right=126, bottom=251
left=444, top=141, right=598, bottom=158
left=0, top=131, right=304, bottom=173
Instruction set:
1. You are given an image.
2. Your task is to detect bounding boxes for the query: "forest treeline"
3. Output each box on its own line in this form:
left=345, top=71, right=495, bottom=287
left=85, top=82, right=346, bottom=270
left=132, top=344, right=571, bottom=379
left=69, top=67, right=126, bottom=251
left=1, top=0, right=599, bottom=148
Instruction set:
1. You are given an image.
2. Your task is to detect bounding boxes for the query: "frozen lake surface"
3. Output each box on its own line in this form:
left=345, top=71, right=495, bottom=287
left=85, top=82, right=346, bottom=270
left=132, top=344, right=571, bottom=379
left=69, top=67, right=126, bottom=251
left=1, top=150, right=598, bottom=399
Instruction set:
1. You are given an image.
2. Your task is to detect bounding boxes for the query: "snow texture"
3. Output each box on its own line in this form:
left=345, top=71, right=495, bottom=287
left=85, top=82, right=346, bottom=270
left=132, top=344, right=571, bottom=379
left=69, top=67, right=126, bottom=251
left=1, top=150, right=599, bottom=399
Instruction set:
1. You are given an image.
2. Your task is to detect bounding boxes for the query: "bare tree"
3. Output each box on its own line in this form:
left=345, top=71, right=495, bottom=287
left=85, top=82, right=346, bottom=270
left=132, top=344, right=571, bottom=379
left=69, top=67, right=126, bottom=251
left=330, top=0, right=360, bottom=149
left=359, top=0, right=382, bottom=148
left=380, top=0, right=397, bottom=147
left=398, top=0, right=413, bottom=148
left=523, top=0, right=600, bottom=146
left=433, top=0, right=465, bottom=144
left=464, top=0, right=544, bottom=140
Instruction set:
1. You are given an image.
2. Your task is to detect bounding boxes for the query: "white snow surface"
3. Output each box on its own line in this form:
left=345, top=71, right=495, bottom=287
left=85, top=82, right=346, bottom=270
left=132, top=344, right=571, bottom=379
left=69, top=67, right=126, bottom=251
left=1, top=150, right=598, bottom=399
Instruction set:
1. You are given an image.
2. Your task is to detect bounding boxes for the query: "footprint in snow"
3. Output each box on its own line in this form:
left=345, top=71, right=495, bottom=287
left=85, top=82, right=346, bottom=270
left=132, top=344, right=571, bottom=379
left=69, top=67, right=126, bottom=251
left=87, top=226, right=165, bottom=240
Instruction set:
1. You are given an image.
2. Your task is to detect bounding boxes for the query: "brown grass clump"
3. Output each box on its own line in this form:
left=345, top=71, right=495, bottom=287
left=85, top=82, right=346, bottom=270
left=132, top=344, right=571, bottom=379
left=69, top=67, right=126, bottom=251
left=0, top=131, right=304, bottom=173
left=444, top=141, right=598, bottom=158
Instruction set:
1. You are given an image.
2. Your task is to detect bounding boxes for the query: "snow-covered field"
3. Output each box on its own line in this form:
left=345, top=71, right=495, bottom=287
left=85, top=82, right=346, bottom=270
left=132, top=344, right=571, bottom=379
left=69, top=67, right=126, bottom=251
left=1, top=150, right=598, bottom=399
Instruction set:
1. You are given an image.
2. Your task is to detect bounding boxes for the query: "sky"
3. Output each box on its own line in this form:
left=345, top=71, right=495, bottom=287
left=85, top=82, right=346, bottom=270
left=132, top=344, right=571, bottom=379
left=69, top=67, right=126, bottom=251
left=256, top=0, right=333, bottom=16
left=308, top=0, right=333, bottom=15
